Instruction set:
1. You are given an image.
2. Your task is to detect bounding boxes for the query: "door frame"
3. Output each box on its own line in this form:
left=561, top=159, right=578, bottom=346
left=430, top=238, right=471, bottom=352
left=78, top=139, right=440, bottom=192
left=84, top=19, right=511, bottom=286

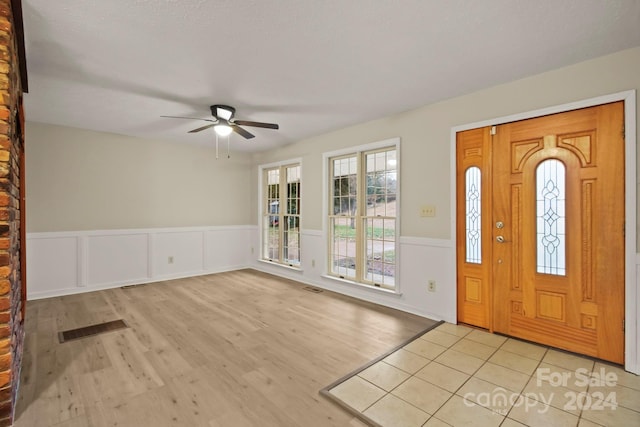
left=450, top=90, right=638, bottom=373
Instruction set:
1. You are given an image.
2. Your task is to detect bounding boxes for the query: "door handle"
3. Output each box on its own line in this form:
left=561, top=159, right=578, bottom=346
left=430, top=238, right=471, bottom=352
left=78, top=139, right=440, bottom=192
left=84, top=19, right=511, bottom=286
left=496, top=235, right=505, bottom=243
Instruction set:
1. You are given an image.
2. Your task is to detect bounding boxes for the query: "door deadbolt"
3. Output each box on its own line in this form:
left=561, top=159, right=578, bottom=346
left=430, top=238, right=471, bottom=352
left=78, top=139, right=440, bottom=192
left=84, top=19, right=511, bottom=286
left=496, top=221, right=504, bottom=229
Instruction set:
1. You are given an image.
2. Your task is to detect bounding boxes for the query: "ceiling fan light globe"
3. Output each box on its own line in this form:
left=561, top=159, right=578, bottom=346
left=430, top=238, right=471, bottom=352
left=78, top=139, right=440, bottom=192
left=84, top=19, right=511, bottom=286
left=214, top=124, right=233, bottom=137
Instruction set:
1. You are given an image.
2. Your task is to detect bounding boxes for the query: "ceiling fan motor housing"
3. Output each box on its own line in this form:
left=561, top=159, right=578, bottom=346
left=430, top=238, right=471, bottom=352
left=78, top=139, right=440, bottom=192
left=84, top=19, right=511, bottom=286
left=162, top=105, right=277, bottom=139
left=211, top=105, right=235, bottom=120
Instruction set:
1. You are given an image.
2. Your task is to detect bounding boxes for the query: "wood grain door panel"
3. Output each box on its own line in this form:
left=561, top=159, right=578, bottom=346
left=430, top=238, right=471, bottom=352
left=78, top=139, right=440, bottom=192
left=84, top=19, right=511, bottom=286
left=456, top=127, right=492, bottom=329
left=492, top=102, right=625, bottom=363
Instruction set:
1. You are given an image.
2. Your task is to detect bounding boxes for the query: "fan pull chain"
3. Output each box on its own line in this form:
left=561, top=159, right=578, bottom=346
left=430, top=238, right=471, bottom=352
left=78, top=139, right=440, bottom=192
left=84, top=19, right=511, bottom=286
left=227, top=135, right=230, bottom=158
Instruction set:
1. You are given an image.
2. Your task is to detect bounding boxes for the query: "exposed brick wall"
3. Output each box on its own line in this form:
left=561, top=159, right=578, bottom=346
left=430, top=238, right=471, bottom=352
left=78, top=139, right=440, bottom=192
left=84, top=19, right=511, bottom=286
left=0, top=1, right=23, bottom=425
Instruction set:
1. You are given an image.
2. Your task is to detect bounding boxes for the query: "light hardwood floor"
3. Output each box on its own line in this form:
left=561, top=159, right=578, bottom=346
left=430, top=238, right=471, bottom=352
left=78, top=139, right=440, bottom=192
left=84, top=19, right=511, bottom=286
left=15, top=269, right=435, bottom=427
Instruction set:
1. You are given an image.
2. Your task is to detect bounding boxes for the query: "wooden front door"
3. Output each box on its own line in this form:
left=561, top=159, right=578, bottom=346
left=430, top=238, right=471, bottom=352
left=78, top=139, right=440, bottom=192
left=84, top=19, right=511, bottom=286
left=457, top=102, right=625, bottom=364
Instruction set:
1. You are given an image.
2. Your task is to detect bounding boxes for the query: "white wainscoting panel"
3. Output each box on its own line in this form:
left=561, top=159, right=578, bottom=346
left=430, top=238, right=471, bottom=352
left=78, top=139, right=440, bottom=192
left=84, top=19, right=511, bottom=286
left=26, top=226, right=253, bottom=300
left=250, top=229, right=457, bottom=322
left=631, top=254, right=640, bottom=374
left=154, top=231, right=204, bottom=278
left=87, top=233, right=149, bottom=286
left=398, top=236, right=456, bottom=322
left=27, top=235, right=79, bottom=295
left=205, top=228, right=251, bottom=271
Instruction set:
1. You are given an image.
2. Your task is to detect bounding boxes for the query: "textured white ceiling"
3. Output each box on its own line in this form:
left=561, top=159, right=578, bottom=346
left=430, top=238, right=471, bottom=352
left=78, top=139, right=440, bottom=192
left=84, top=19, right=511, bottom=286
left=22, top=0, right=640, bottom=151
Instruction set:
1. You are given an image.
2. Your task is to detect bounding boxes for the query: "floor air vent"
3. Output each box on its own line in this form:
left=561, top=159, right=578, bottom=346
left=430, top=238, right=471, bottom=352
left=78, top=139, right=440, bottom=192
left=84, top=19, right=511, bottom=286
left=58, top=319, right=129, bottom=343
left=121, top=284, right=146, bottom=289
left=303, top=286, right=323, bottom=293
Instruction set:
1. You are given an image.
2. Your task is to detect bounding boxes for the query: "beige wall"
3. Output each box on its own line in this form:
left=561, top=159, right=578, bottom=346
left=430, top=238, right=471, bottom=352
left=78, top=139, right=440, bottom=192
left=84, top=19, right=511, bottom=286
left=26, top=122, right=252, bottom=232
left=251, top=47, right=640, bottom=240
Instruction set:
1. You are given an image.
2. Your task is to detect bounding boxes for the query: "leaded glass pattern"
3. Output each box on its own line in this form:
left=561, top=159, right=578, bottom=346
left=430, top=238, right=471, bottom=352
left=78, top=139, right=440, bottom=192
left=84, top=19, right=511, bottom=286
left=465, top=167, right=481, bottom=264
left=536, top=159, right=566, bottom=275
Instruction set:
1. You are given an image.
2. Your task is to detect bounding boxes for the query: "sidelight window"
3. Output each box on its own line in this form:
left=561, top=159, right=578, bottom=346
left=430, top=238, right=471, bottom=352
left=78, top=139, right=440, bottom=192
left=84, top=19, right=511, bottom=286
left=465, top=167, right=482, bottom=264
left=536, top=159, right=566, bottom=275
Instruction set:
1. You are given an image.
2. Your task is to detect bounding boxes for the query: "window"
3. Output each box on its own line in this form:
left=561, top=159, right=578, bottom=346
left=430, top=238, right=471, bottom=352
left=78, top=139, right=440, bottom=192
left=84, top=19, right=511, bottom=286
left=536, top=159, right=566, bottom=275
left=465, top=166, right=482, bottom=264
left=328, top=145, right=397, bottom=289
left=262, top=163, right=301, bottom=266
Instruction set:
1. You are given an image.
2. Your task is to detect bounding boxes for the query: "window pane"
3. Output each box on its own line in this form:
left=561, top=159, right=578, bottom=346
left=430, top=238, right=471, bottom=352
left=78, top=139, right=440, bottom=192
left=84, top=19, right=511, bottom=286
left=465, top=167, right=482, bottom=264
left=266, top=168, right=279, bottom=214
left=364, top=217, right=395, bottom=286
left=332, top=156, right=357, bottom=216
left=283, top=215, right=300, bottom=265
left=365, top=149, right=396, bottom=217
left=267, top=168, right=279, bottom=185
left=331, top=217, right=356, bottom=279
left=263, top=215, right=280, bottom=261
left=286, top=165, right=300, bottom=215
left=536, top=159, right=566, bottom=275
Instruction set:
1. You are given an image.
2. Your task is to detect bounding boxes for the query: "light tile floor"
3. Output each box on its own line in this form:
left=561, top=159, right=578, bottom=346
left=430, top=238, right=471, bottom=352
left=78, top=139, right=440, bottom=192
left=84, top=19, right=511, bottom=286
left=327, top=323, right=640, bottom=427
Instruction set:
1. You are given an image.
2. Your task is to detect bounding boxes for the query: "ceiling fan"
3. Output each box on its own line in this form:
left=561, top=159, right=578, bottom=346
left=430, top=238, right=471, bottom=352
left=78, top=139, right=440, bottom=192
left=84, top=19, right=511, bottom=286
left=161, top=105, right=279, bottom=139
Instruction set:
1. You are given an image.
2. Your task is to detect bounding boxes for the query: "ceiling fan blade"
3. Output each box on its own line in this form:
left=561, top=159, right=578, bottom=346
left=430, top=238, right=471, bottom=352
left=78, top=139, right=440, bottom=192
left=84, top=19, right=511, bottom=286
left=232, top=125, right=255, bottom=139
left=161, top=115, right=216, bottom=123
left=233, top=120, right=279, bottom=130
left=188, top=124, right=216, bottom=133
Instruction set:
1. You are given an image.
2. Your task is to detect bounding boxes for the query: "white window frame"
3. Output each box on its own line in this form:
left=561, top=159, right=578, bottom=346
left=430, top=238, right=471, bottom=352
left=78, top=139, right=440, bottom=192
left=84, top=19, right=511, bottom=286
left=258, top=158, right=302, bottom=268
left=322, top=138, right=401, bottom=293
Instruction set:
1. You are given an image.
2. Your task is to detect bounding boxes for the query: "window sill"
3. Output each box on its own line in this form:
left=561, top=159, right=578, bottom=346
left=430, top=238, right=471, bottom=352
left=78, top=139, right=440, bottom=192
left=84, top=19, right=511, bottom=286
left=321, top=274, right=402, bottom=297
left=258, top=259, right=303, bottom=273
